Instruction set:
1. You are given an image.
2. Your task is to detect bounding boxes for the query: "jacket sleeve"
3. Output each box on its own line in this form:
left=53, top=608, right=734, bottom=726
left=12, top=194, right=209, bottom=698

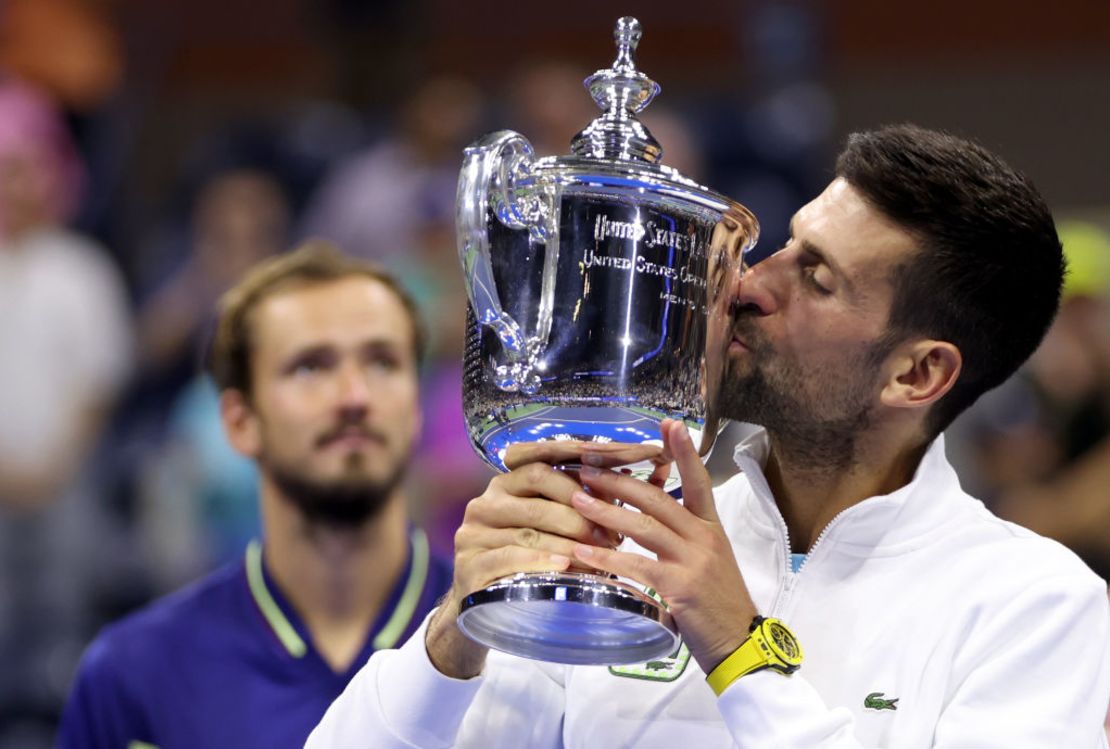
left=307, top=611, right=567, bottom=748
left=714, top=572, right=1110, bottom=748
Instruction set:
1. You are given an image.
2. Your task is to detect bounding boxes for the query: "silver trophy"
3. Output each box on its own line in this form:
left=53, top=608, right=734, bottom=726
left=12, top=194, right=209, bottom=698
left=455, top=16, right=759, bottom=665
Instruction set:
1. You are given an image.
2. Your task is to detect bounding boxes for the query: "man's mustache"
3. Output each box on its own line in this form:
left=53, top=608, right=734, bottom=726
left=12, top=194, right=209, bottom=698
left=315, top=421, right=388, bottom=448
left=729, top=307, right=771, bottom=355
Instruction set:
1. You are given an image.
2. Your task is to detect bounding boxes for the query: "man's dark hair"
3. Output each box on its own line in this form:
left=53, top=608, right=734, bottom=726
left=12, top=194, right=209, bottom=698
left=836, top=124, right=1065, bottom=437
left=206, top=239, right=427, bottom=399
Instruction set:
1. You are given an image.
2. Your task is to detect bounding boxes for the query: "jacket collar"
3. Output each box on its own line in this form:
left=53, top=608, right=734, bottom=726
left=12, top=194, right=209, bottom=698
left=729, top=427, right=966, bottom=555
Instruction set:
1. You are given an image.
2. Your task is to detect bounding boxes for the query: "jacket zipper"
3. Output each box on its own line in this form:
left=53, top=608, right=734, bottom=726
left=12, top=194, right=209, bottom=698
left=769, top=505, right=854, bottom=617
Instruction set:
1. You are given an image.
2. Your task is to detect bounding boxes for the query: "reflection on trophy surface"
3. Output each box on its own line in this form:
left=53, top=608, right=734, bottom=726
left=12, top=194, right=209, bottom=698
left=455, top=16, right=759, bottom=665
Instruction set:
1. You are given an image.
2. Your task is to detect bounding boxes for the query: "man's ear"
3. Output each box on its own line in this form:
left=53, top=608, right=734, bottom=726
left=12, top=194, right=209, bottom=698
left=220, top=389, right=262, bottom=459
left=879, top=340, right=962, bottom=411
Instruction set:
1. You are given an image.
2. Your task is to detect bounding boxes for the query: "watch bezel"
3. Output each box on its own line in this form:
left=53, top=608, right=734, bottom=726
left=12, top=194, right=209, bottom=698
left=752, top=616, right=803, bottom=673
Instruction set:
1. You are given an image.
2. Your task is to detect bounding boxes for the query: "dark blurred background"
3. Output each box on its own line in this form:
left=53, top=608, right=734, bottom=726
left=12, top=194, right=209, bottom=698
left=1, top=0, right=1109, bottom=744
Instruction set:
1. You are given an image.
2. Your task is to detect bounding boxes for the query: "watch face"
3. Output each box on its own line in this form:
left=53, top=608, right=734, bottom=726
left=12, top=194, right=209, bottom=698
left=765, top=620, right=803, bottom=665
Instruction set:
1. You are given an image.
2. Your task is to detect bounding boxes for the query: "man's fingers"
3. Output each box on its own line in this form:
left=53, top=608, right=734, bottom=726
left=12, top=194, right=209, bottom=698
left=463, top=546, right=573, bottom=595
left=665, top=419, right=719, bottom=523
left=464, top=525, right=615, bottom=560
left=492, top=461, right=585, bottom=506
left=569, top=544, right=661, bottom=592
left=578, top=464, right=701, bottom=538
left=648, top=460, right=672, bottom=489
left=465, top=492, right=606, bottom=544
left=571, top=491, right=684, bottom=558
left=504, top=440, right=664, bottom=471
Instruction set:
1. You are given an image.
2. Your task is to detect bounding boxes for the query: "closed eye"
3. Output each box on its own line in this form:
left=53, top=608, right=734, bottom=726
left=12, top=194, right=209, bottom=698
left=802, top=264, right=832, bottom=295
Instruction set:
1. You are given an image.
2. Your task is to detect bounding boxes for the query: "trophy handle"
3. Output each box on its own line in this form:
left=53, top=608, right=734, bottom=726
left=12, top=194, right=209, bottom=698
left=457, top=130, right=556, bottom=394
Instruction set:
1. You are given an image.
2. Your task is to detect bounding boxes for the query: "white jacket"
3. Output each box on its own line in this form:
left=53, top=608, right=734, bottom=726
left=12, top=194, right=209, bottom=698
left=308, top=433, right=1110, bottom=748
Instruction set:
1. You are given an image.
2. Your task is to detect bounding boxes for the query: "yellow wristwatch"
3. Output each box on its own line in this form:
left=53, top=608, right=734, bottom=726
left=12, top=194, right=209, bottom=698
left=706, top=616, right=803, bottom=696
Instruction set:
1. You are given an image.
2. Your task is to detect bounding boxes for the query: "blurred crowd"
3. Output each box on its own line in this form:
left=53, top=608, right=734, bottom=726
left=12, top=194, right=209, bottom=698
left=946, top=221, right=1110, bottom=579
left=1, top=1, right=1109, bottom=745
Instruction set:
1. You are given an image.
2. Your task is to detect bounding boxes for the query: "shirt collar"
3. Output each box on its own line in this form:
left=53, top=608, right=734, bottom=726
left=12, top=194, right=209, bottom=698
left=244, top=527, right=431, bottom=659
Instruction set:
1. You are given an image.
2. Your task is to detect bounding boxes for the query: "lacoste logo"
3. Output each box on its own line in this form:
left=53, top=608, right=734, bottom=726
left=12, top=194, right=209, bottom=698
left=864, top=692, right=899, bottom=711
left=608, top=643, right=691, bottom=682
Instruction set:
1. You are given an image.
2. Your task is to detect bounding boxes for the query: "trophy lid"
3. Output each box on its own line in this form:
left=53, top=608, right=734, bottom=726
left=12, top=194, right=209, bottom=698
left=571, top=17, right=664, bottom=164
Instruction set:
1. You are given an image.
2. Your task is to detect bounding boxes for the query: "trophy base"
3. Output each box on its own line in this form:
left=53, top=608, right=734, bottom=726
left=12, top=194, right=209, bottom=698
left=456, top=571, right=679, bottom=665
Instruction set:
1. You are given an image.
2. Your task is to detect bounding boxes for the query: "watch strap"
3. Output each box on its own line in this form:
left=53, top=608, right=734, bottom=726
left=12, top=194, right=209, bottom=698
left=705, top=634, right=772, bottom=696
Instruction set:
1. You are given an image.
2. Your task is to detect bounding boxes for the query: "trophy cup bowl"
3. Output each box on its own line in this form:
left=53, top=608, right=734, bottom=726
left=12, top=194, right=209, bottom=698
left=455, top=17, right=759, bottom=665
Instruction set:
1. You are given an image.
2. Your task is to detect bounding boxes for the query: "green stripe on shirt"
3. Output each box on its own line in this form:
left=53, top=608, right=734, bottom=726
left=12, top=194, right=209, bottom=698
left=372, top=528, right=430, bottom=650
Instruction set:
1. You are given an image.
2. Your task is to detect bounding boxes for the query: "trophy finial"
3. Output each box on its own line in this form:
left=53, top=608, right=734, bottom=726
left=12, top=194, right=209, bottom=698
left=613, top=17, right=641, bottom=72
left=571, top=17, right=662, bottom=163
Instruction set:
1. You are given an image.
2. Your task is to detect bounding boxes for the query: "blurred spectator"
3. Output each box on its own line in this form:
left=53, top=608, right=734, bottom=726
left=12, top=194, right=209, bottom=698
left=641, top=106, right=708, bottom=183
left=503, top=60, right=596, bottom=157
left=300, top=74, right=483, bottom=260
left=0, top=78, right=132, bottom=747
left=973, top=221, right=1110, bottom=577
left=121, top=118, right=338, bottom=441
left=137, top=168, right=291, bottom=387
left=124, top=168, right=292, bottom=581
left=0, top=0, right=130, bottom=252
left=946, top=220, right=1110, bottom=579
left=0, top=0, right=123, bottom=112
left=502, top=59, right=708, bottom=182
left=1026, top=222, right=1110, bottom=459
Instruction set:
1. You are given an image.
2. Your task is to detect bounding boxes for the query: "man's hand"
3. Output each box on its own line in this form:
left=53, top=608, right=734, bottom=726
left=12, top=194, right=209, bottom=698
left=568, top=419, right=759, bottom=675
left=425, top=440, right=665, bottom=679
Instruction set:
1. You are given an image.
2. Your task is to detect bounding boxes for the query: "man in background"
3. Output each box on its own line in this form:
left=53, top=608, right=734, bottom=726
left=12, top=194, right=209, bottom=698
left=59, top=242, right=452, bottom=748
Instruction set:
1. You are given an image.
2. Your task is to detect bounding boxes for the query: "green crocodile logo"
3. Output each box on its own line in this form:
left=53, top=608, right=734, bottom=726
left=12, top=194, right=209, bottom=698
left=864, top=692, right=899, bottom=711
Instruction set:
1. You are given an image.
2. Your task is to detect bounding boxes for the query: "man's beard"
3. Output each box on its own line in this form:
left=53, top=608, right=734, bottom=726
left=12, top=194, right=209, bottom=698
left=265, top=451, right=407, bottom=528
left=716, top=315, right=894, bottom=470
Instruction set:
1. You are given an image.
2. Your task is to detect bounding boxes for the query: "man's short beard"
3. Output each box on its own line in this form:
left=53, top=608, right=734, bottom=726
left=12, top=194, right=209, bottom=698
left=719, top=361, right=875, bottom=469
left=266, top=456, right=406, bottom=528
left=717, top=321, right=896, bottom=470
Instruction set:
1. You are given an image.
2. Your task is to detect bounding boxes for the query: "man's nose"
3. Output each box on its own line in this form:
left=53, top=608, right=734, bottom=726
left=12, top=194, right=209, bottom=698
left=336, top=362, right=371, bottom=414
left=732, top=260, right=778, bottom=317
